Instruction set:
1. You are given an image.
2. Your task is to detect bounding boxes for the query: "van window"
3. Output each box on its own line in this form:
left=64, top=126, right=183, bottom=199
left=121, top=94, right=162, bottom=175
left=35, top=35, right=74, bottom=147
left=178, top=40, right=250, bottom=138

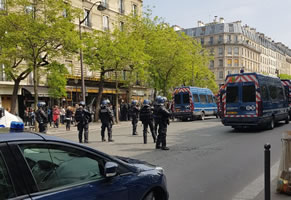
left=207, top=95, right=214, bottom=103
left=175, top=94, right=181, bottom=104
left=200, top=95, right=207, bottom=103
left=193, top=94, right=199, bottom=102
left=277, top=86, right=285, bottom=100
left=268, top=85, right=277, bottom=100
left=242, top=85, right=256, bottom=102
left=261, top=85, right=269, bottom=101
left=226, top=86, right=238, bottom=103
left=183, top=93, right=190, bottom=104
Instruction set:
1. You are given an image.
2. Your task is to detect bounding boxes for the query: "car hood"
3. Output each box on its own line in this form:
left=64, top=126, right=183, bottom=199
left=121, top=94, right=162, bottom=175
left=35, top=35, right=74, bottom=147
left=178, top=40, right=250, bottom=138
left=115, top=156, right=163, bottom=173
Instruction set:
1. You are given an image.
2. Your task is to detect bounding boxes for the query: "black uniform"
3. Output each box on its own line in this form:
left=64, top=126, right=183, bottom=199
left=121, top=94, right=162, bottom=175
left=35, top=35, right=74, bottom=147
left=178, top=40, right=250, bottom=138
left=99, top=105, right=114, bottom=141
left=120, top=102, right=128, bottom=121
left=140, top=105, right=156, bottom=144
left=35, top=108, right=48, bottom=133
left=153, top=103, right=159, bottom=135
left=156, top=105, right=171, bottom=149
left=130, top=105, right=139, bottom=135
left=75, top=107, right=92, bottom=143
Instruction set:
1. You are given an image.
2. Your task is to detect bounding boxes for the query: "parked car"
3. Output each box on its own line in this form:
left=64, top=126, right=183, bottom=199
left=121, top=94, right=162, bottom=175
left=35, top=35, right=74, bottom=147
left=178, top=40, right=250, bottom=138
left=221, top=72, right=289, bottom=129
left=172, top=86, right=217, bottom=121
left=0, top=132, right=168, bottom=200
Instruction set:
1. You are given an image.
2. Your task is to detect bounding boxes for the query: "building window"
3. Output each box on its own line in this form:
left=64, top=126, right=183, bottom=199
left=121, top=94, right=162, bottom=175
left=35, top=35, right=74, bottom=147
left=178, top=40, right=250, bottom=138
left=228, top=47, right=232, bottom=55
left=234, top=47, right=239, bottom=55
left=219, top=71, right=224, bottom=79
left=200, top=38, right=204, bottom=45
left=132, top=4, right=137, bottom=16
left=218, top=35, right=223, bottom=43
left=227, top=59, right=232, bottom=67
left=218, top=47, right=223, bottom=56
left=229, top=24, right=234, bottom=32
left=210, top=60, right=214, bottom=68
left=227, top=35, right=231, bottom=42
left=209, top=36, right=213, bottom=45
left=119, top=0, right=124, bottom=14
left=0, top=0, right=5, bottom=10
left=228, top=70, right=232, bottom=75
left=0, top=64, right=6, bottom=81
left=102, top=0, right=108, bottom=8
left=219, top=59, right=223, bottom=67
left=234, top=59, right=239, bottom=67
left=120, top=21, right=124, bottom=31
left=201, top=27, right=205, bottom=35
left=210, top=48, right=214, bottom=56
left=235, top=35, right=238, bottom=42
left=103, top=15, right=109, bottom=31
left=84, top=9, right=90, bottom=27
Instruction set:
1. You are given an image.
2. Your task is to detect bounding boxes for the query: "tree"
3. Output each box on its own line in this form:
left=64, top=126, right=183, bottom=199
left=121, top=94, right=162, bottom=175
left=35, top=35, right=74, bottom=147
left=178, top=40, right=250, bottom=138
left=280, top=74, right=291, bottom=80
left=0, top=0, right=79, bottom=113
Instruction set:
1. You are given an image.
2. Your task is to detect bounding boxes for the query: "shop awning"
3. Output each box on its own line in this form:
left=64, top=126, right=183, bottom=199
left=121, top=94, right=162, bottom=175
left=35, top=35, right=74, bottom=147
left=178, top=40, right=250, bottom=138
left=22, top=86, right=50, bottom=97
left=0, top=85, right=21, bottom=95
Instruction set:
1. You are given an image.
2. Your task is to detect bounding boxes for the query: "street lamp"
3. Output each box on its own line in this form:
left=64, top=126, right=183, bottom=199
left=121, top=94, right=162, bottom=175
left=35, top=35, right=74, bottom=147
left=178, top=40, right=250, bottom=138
left=79, top=1, right=106, bottom=104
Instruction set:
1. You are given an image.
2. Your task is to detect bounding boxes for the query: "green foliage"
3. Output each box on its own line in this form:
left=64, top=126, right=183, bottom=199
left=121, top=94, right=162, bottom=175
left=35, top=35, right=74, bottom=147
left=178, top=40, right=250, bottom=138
left=279, top=74, right=291, bottom=80
left=47, top=61, right=69, bottom=98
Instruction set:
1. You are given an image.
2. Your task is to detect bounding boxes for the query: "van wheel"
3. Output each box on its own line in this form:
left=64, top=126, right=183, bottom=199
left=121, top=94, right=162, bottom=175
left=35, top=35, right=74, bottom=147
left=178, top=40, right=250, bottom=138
left=200, top=112, right=205, bottom=120
left=268, top=118, right=275, bottom=130
left=285, top=116, right=289, bottom=124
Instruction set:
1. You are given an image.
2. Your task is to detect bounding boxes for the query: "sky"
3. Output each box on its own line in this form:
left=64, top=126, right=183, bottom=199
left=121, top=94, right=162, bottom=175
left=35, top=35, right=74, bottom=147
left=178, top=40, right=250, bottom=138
left=143, top=0, right=291, bottom=48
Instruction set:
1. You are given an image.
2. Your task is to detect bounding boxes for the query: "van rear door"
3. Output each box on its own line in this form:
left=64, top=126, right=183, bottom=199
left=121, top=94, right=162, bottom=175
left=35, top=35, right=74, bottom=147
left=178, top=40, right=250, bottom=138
left=226, top=84, right=240, bottom=116
left=240, top=83, right=256, bottom=117
left=180, top=92, right=191, bottom=112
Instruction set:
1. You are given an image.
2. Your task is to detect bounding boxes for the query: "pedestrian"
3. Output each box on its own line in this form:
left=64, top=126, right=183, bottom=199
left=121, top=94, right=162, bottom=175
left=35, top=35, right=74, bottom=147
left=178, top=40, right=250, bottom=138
left=140, top=99, right=156, bottom=144
left=60, top=106, right=66, bottom=124
left=28, top=108, right=35, bottom=126
left=130, top=100, right=139, bottom=135
left=35, top=102, right=48, bottom=133
left=24, top=107, right=29, bottom=126
left=156, top=96, right=171, bottom=150
left=120, top=99, right=128, bottom=121
left=47, top=107, right=52, bottom=127
left=99, top=100, right=114, bottom=142
left=65, top=106, right=73, bottom=131
left=53, top=105, right=60, bottom=128
left=75, top=101, right=92, bottom=143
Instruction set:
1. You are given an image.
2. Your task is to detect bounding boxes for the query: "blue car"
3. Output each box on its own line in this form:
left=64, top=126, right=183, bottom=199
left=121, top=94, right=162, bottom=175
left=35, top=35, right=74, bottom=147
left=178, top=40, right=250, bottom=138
left=0, top=132, right=168, bottom=200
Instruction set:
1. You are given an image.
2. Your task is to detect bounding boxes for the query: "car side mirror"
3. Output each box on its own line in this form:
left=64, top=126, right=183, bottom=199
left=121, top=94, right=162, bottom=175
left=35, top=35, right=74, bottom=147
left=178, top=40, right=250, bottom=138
left=105, top=162, right=118, bottom=178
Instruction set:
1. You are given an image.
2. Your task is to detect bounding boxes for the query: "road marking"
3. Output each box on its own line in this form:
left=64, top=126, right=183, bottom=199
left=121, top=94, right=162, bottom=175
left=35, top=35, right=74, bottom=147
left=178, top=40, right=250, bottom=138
left=232, top=160, right=279, bottom=200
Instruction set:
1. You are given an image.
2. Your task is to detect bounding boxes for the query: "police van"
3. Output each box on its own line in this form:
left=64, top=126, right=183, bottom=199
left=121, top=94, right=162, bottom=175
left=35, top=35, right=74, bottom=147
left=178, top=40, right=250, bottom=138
left=173, top=86, right=217, bottom=121
left=221, top=73, right=289, bottom=129
left=281, top=79, right=291, bottom=118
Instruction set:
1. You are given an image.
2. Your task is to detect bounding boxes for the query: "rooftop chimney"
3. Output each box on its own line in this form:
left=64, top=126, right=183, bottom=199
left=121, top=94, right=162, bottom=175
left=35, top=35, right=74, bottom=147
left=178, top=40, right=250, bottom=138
left=198, top=21, right=205, bottom=27
left=219, top=17, right=224, bottom=23
left=214, top=16, right=218, bottom=23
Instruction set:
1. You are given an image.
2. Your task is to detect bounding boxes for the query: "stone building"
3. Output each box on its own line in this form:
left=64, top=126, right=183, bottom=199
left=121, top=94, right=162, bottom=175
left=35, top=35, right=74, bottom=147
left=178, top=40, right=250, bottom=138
left=181, top=17, right=291, bottom=86
left=0, top=0, right=145, bottom=115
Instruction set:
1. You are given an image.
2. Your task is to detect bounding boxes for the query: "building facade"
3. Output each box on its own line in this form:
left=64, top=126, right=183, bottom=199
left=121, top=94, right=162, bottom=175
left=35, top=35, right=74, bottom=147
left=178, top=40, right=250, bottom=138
left=180, top=17, right=291, bottom=86
left=0, top=0, right=145, bottom=115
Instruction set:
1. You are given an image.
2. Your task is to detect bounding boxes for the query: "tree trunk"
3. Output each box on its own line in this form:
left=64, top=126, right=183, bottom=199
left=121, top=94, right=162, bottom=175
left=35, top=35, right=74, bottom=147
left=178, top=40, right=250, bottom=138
left=10, top=79, right=21, bottom=115
left=94, top=71, right=105, bottom=122
left=127, top=85, right=133, bottom=103
left=33, top=65, right=39, bottom=132
left=115, top=72, right=119, bottom=124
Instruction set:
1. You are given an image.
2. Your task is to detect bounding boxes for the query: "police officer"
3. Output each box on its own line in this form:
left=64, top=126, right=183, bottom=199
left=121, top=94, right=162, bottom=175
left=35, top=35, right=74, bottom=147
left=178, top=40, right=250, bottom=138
left=75, top=101, right=92, bottom=143
left=153, top=96, right=162, bottom=135
left=130, top=100, right=139, bottom=135
left=35, top=102, right=48, bottom=133
left=140, top=99, right=156, bottom=144
left=99, top=100, right=114, bottom=142
left=156, top=97, right=171, bottom=150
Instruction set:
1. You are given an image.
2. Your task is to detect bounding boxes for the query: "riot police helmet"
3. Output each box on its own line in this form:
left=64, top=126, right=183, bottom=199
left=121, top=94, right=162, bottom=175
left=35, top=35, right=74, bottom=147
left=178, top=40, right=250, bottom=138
left=143, top=99, right=150, bottom=106
left=79, top=101, right=86, bottom=107
left=37, top=102, right=46, bottom=108
left=155, top=96, right=162, bottom=102
left=162, top=96, right=168, bottom=102
left=157, top=97, right=166, bottom=105
left=131, top=100, right=138, bottom=106
left=101, top=100, right=108, bottom=106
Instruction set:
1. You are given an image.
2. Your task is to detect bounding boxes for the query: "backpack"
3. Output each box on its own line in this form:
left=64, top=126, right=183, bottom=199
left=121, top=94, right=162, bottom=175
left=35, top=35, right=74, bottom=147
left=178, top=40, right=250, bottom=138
left=75, top=108, right=83, bottom=123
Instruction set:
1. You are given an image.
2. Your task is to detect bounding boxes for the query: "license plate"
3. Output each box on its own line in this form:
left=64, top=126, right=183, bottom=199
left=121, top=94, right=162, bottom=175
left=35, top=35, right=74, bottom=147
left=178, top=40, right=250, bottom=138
left=227, top=112, right=237, bottom=114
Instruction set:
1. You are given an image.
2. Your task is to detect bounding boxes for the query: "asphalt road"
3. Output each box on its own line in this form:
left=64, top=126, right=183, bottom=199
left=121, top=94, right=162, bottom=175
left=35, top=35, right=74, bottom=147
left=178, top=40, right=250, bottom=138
left=47, top=118, right=291, bottom=200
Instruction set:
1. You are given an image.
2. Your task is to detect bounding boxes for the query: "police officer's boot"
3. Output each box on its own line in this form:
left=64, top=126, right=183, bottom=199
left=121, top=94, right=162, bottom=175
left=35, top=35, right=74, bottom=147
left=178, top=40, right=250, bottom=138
left=78, top=134, right=82, bottom=143
left=132, top=124, right=138, bottom=135
left=108, top=131, right=114, bottom=142
left=161, top=140, right=169, bottom=150
left=84, top=130, right=89, bottom=143
left=143, top=131, right=147, bottom=144
left=155, top=135, right=161, bottom=149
